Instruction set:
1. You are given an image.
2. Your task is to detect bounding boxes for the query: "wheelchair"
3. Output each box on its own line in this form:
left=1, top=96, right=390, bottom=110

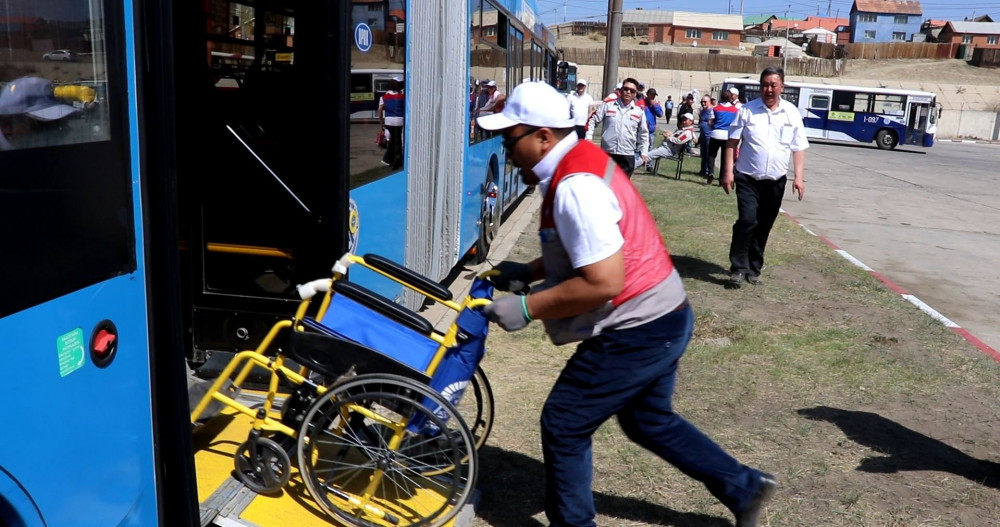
left=190, top=252, right=495, bottom=527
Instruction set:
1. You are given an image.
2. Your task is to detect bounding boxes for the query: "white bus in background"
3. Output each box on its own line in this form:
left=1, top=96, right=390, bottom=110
left=720, top=78, right=938, bottom=150
left=350, top=68, right=404, bottom=122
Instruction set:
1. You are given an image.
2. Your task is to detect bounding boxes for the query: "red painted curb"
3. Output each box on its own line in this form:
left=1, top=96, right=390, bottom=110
left=782, top=210, right=1000, bottom=364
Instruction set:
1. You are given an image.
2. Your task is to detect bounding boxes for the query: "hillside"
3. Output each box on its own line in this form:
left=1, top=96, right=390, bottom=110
left=556, top=34, right=1000, bottom=86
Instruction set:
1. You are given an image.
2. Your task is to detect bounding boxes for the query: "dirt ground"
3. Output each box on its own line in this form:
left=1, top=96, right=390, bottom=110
left=471, top=169, right=1000, bottom=526
left=557, top=34, right=1000, bottom=86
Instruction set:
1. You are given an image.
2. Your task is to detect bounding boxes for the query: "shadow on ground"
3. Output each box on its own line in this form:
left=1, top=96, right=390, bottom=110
left=670, top=254, right=732, bottom=288
left=475, top=445, right=735, bottom=527
left=797, top=406, right=1000, bottom=489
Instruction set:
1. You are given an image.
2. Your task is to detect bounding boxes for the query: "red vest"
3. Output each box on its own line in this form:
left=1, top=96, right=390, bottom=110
left=540, top=140, right=674, bottom=306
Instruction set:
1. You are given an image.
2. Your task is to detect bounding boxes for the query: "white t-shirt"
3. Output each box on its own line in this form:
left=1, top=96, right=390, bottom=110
left=567, top=91, right=595, bottom=127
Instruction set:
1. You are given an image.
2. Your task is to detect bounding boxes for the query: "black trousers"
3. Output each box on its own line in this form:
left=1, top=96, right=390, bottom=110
left=729, top=172, right=786, bottom=276
left=609, top=153, right=636, bottom=178
left=575, top=125, right=587, bottom=139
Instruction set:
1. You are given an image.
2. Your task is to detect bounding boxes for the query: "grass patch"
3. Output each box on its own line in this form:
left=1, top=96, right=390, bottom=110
left=472, top=166, right=1000, bottom=526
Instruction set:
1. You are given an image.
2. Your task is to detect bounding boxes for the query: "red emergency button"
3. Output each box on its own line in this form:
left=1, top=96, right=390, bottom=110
left=90, top=320, right=119, bottom=368
left=93, top=329, right=116, bottom=357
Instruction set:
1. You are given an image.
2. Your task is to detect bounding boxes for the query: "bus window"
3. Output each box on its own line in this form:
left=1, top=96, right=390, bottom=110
left=0, top=0, right=130, bottom=318
left=874, top=93, right=905, bottom=116
left=809, top=95, right=830, bottom=110
left=832, top=90, right=870, bottom=112
left=348, top=0, right=407, bottom=185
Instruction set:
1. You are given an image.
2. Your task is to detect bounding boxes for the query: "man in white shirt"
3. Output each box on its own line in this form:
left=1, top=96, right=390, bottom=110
left=566, top=79, right=594, bottom=139
left=722, top=67, right=809, bottom=287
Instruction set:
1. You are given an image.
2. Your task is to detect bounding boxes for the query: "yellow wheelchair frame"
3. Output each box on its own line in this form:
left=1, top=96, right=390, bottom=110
left=190, top=253, right=492, bottom=527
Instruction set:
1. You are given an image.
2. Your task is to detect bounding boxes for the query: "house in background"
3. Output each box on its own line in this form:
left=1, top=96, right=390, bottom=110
left=640, top=11, right=744, bottom=49
left=937, top=21, right=1000, bottom=49
left=849, top=0, right=923, bottom=43
left=920, top=19, right=948, bottom=41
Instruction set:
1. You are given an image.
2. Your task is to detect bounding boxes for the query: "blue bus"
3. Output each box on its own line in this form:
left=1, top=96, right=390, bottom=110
left=720, top=78, right=938, bottom=150
left=0, top=0, right=555, bottom=526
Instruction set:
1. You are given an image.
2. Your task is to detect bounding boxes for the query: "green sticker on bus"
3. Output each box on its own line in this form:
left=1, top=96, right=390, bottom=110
left=829, top=111, right=855, bottom=122
left=57, top=328, right=86, bottom=377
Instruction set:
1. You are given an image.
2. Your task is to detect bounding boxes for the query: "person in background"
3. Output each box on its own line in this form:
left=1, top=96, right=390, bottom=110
left=721, top=66, right=809, bottom=287
left=642, top=88, right=664, bottom=169
left=477, top=80, right=503, bottom=116
left=646, top=112, right=696, bottom=167
left=586, top=77, right=648, bottom=177
left=477, top=80, right=779, bottom=527
left=663, top=95, right=674, bottom=124
left=707, top=90, right=738, bottom=186
left=567, top=79, right=594, bottom=140
left=730, top=86, right=744, bottom=109
left=698, top=94, right=715, bottom=182
left=643, top=89, right=664, bottom=143
left=604, top=82, right=622, bottom=102
left=635, top=83, right=646, bottom=108
left=475, top=78, right=492, bottom=115
left=378, top=77, right=405, bottom=169
left=677, top=93, right=694, bottom=126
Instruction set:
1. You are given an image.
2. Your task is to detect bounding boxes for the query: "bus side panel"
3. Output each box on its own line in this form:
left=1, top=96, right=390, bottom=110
left=0, top=278, right=157, bottom=527
left=463, top=140, right=502, bottom=254
left=802, top=109, right=830, bottom=140
left=350, top=173, right=408, bottom=300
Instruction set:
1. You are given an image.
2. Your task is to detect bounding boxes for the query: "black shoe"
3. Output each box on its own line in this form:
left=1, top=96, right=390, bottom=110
left=706, top=175, right=714, bottom=185
left=736, top=473, right=779, bottom=527
left=746, top=274, right=761, bottom=285
left=728, top=271, right=745, bottom=287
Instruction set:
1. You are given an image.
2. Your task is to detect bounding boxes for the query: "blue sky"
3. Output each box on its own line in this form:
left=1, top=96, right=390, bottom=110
left=534, top=0, right=998, bottom=25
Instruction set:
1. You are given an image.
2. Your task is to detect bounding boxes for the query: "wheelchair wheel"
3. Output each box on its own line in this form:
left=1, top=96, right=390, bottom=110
left=458, top=366, right=494, bottom=450
left=297, top=374, right=477, bottom=527
left=234, top=436, right=291, bottom=494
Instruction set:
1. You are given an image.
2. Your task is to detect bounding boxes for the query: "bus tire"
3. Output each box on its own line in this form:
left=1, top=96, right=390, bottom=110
left=876, top=129, right=898, bottom=150
left=474, top=169, right=499, bottom=264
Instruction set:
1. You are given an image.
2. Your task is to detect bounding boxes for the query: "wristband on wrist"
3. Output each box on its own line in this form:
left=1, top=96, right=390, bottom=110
left=520, top=295, right=533, bottom=322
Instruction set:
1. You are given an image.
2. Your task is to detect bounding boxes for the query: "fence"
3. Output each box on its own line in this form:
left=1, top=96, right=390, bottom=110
left=841, top=41, right=957, bottom=60
left=561, top=47, right=846, bottom=77
left=971, top=48, right=1000, bottom=68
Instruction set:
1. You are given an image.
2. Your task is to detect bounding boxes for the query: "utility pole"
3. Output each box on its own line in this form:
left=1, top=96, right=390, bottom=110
left=827, top=0, right=832, bottom=17
left=603, top=0, right=623, bottom=98
left=783, top=4, right=790, bottom=73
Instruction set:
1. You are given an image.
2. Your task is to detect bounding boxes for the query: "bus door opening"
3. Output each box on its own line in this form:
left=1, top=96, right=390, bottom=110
left=907, top=102, right=930, bottom=145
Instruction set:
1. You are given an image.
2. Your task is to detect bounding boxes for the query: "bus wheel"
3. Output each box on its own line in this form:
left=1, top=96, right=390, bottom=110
left=474, top=170, right=500, bottom=264
left=876, top=129, right=898, bottom=150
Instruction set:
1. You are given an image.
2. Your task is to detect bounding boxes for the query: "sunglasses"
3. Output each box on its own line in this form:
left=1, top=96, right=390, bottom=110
left=620, top=87, right=637, bottom=93
left=502, top=127, right=539, bottom=152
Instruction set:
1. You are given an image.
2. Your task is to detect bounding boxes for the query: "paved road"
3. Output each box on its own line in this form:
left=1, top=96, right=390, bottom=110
left=781, top=140, right=1000, bottom=354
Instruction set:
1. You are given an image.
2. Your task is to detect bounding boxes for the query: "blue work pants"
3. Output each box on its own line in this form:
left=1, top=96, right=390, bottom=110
left=541, top=305, right=763, bottom=527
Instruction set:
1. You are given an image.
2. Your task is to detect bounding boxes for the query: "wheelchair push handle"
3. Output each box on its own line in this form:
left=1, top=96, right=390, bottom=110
left=477, top=269, right=530, bottom=295
left=297, top=278, right=331, bottom=300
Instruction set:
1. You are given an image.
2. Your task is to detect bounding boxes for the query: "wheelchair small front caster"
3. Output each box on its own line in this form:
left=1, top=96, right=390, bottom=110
left=234, top=435, right=291, bottom=494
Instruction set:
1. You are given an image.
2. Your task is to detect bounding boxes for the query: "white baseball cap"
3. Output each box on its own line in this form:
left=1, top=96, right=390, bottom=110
left=486, top=80, right=497, bottom=87
left=615, top=82, right=623, bottom=89
left=728, top=86, right=740, bottom=95
left=576, top=79, right=588, bottom=86
left=476, top=81, right=575, bottom=131
left=680, top=112, right=694, bottom=121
